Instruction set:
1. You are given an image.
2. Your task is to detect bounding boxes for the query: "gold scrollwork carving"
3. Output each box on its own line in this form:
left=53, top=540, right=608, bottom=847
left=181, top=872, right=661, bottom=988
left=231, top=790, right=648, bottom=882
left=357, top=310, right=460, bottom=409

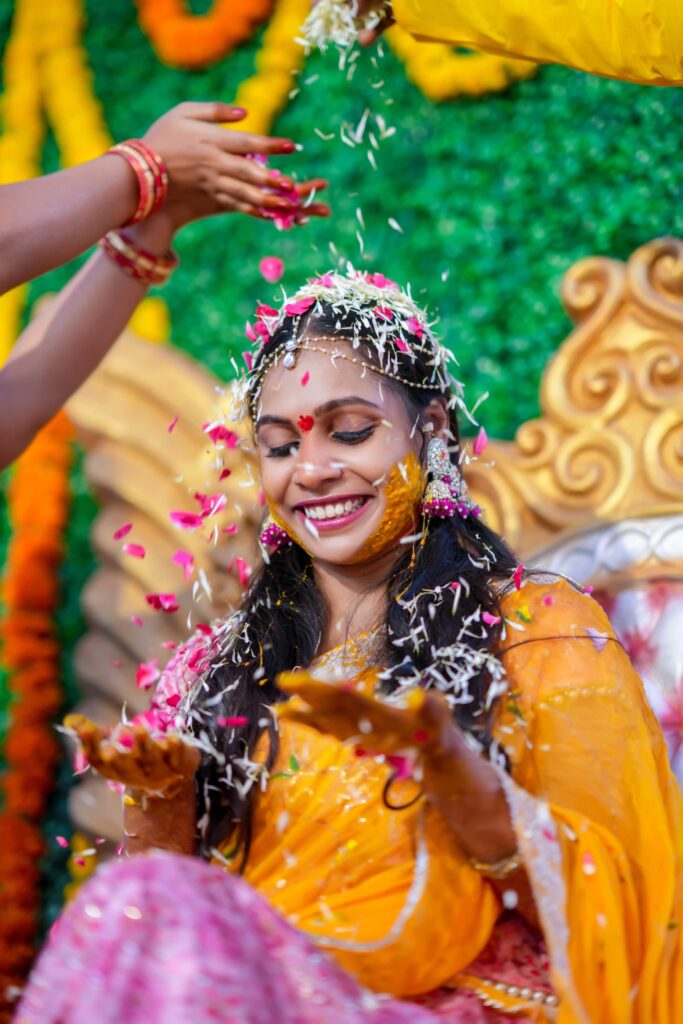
left=468, top=238, right=683, bottom=556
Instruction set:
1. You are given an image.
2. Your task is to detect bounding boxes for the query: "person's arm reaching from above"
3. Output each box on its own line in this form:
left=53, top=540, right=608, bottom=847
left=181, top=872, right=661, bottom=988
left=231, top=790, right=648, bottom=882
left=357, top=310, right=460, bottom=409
left=0, top=102, right=329, bottom=469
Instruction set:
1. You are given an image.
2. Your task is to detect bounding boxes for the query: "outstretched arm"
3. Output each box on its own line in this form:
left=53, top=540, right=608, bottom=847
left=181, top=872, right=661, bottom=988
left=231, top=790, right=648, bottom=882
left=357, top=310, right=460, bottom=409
left=0, top=102, right=329, bottom=469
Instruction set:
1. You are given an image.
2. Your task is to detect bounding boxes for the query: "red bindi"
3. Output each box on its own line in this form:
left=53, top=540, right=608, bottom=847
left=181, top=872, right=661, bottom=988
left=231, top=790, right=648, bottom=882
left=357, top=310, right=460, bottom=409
left=297, top=414, right=314, bottom=432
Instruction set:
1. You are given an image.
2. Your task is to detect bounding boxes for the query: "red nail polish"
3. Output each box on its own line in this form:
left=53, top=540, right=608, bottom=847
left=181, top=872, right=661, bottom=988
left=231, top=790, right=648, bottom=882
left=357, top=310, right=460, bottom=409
left=230, top=107, right=247, bottom=116
left=279, top=141, right=296, bottom=153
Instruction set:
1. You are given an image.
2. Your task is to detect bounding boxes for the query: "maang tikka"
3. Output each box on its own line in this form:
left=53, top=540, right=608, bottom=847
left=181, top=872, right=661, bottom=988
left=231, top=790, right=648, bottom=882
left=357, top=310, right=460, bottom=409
left=421, top=437, right=481, bottom=519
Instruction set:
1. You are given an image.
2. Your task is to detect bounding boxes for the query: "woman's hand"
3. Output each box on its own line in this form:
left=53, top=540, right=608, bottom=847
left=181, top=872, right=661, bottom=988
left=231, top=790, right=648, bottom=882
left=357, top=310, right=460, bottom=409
left=277, top=672, right=516, bottom=863
left=63, top=713, right=200, bottom=798
left=141, top=102, right=330, bottom=229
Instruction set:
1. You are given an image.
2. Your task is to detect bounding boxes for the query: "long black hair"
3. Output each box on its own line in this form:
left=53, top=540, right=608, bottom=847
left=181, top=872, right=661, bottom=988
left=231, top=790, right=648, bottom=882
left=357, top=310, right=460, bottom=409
left=188, top=302, right=518, bottom=864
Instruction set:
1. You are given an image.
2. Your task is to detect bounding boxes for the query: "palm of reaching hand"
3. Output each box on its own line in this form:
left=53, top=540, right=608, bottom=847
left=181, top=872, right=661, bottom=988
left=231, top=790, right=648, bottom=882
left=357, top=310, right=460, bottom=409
left=64, top=713, right=200, bottom=798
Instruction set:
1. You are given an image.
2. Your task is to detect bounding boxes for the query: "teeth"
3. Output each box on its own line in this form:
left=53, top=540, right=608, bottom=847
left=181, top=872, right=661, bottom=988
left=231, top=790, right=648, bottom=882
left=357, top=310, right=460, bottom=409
left=303, top=498, right=365, bottom=520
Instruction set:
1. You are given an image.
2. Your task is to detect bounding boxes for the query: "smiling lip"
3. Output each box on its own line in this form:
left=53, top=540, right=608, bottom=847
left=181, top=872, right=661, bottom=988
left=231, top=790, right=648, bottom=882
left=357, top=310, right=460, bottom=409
left=294, top=496, right=372, bottom=533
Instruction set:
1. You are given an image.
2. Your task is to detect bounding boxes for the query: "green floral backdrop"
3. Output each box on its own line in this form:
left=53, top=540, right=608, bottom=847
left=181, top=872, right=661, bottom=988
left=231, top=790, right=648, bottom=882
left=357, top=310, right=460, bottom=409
left=1, top=0, right=683, bottom=923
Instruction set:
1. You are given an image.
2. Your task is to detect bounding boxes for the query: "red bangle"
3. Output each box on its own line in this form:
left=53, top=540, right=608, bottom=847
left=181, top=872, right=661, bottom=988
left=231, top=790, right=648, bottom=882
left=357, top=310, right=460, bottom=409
left=109, top=139, right=169, bottom=226
left=99, top=230, right=178, bottom=286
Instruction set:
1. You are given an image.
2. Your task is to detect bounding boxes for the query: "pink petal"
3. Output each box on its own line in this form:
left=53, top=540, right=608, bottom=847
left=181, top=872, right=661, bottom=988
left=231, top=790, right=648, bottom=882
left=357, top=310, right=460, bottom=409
left=122, top=543, right=146, bottom=559
left=136, top=659, right=160, bottom=689
left=165, top=693, right=181, bottom=708
left=245, top=321, right=257, bottom=342
left=258, top=489, right=266, bottom=506
left=172, top=549, right=195, bottom=580
left=482, top=611, right=501, bottom=626
left=170, top=510, right=204, bottom=530
left=256, top=304, right=278, bottom=318
left=301, top=371, right=310, bottom=386
left=375, top=305, right=394, bottom=321
left=113, top=522, right=133, bottom=540
left=222, top=523, right=239, bottom=534
left=196, top=623, right=213, bottom=636
left=194, top=492, right=227, bottom=518
left=473, top=426, right=488, bottom=456
left=386, top=753, right=414, bottom=781
left=145, top=593, right=180, bottom=613
left=167, top=415, right=179, bottom=433
left=449, top=581, right=461, bottom=591
left=131, top=615, right=143, bottom=627
left=404, top=316, right=423, bottom=340
left=162, top=641, right=177, bottom=650
left=284, top=296, right=315, bottom=316
left=230, top=556, right=252, bottom=589
left=395, top=337, right=409, bottom=353
left=312, top=273, right=334, bottom=287
left=259, top=256, right=284, bottom=283
left=583, top=584, right=594, bottom=595
left=56, top=835, right=69, bottom=848
left=513, top=563, right=524, bottom=591
left=543, top=594, right=555, bottom=606
left=219, top=468, right=232, bottom=481
left=243, top=351, right=253, bottom=371
left=217, top=715, right=249, bottom=727
left=202, top=423, right=238, bottom=447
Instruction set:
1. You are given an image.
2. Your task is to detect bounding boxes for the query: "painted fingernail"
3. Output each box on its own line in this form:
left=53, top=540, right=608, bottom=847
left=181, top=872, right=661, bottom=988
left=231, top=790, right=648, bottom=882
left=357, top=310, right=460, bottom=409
left=231, top=107, right=247, bottom=115
left=279, top=141, right=296, bottom=153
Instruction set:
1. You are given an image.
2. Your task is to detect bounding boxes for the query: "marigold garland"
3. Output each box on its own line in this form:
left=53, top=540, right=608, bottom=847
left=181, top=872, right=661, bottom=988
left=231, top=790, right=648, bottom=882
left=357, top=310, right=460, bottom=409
left=386, top=25, right=537, bottom=101
left=231, top=0, right=309, bottom=135
left=0, top=413, right=73, bottom=1023
left=136, top=0, right=274, bottom=69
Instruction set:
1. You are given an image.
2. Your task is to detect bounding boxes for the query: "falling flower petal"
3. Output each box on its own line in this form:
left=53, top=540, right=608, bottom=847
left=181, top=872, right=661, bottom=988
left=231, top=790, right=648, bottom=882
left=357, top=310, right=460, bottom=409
left=513, top=563, right=524, bottom=591
left=473, top=426, right=488, bottom=456
left=131, top=615, right=143, bottom=627
left=243, top=351, right=254, bottom=371
left=259, top=256, right=284, bottom=283
left=386, top=753, right=414, bottom=780
left=172, top=549, right=195, bottom=581
left=170, top=510, right=204, bottom=530
left=245, top=321, right=257, bottom=342
left=165, top=694, right=181, bottom=708
left=230, top=557, right=252, bottom=589
left=202, top=423, right=238, bottom=447
left=219, top=468, right=232, bottom=481
left=113, top=523, right=133, bottom=540
left=167, top=415, right=179, bottom=433
left=312, top=273, right=334, bottom=287
left=122, top=543, right=146, bottom=559
left=543, top=594, right=555, bottom=606
left=136, top=659, right=160, bottom=689
left=482, top=611, right=501, bottom=626
left=145, top=593, right=180, bottom=614
left=162, top=641, right=177, bottom=650
left=194, top=492, right=227, bottom=518
left=583, top=584, right=594, bottom=595
left=222, top=523, right=239, bottom=534
left=375, top=305, right=394, bottom=321
left=56, top=835, right=69, bottom=848
left=217, top=715, right=249, bottom=727
left=395, top=337, right=409, bottom=353
left=301, top=371, right=310, bottom=386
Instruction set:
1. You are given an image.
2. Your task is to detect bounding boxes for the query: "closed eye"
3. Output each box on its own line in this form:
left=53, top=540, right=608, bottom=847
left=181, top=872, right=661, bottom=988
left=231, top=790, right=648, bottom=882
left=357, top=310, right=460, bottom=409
left=331, top=426, right=375, bottom=444
left=266, top=441, right=299, bottom=459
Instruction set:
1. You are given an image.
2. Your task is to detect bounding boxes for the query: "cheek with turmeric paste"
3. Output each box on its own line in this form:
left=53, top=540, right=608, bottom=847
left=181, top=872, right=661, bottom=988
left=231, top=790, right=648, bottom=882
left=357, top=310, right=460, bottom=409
left=347, top=451, right=424, bottom=565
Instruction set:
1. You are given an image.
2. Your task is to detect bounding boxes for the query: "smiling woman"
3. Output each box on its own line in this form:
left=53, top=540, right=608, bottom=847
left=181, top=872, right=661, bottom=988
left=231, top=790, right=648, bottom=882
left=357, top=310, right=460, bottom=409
left=17, top=269, right=683, bottom=1024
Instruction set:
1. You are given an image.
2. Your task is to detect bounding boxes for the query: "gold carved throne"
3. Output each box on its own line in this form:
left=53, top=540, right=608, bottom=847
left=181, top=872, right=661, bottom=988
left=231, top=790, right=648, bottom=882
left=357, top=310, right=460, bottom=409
left=66, top=236, right=683, bottom=840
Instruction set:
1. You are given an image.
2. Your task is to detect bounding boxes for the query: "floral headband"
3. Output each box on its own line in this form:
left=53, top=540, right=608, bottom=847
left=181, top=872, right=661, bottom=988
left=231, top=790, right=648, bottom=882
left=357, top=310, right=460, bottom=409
left=240, top=266, right=464, bottom=419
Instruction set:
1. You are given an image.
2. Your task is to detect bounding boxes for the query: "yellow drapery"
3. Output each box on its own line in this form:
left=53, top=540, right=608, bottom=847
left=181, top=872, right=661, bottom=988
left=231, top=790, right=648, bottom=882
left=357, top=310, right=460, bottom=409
left=391, top=0, right=683, bottom=85
left=217, top=579, right=683, bottom=1020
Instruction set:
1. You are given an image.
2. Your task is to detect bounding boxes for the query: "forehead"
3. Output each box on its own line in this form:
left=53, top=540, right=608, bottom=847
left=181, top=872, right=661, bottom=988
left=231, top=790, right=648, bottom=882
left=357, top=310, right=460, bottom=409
left=257, top=345, right=400, bottom=418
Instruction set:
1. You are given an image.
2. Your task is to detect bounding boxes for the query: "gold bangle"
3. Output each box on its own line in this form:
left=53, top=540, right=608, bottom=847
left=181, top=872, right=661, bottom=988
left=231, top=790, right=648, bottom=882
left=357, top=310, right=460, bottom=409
left=468, top=850, right=522, bottom=880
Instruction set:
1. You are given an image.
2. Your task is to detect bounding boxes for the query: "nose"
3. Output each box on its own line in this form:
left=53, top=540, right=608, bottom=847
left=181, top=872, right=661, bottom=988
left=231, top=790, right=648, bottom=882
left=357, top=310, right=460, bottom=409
left=291, top=436, right=344, bottom=492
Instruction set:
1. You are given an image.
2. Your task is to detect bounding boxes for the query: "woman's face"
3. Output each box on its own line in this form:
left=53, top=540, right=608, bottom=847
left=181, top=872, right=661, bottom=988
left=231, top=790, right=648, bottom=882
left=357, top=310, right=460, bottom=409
left=255, top=344, right=430, bottom=567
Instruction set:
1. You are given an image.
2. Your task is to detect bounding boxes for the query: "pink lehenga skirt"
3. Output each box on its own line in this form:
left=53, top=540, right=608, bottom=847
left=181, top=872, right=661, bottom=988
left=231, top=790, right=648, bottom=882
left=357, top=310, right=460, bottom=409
left=15, top=853, right=550, bottom=1024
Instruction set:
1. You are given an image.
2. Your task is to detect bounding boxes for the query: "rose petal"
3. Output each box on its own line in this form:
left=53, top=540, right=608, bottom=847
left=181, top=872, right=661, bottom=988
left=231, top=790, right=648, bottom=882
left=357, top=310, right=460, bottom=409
left=136, top=659, right=160, bottom=689
left=172, top=549, right=195, bottom=580
left=131, top=615, right=143, bottom=627
left=482, top=611, right=501, bottom=626
left=145, top=593, right=180, bottom=614
left=113, top=523, right=133, bottom=540
left=122, top=543, right=146, bottom=559
left=170, top=511, right=204, bottom=530
left=284, top=296, right=315, bottom=316
left=513, top=563, right=524, bottom=591
left=473, top=426, right=488, bottom=456
left=301, top=371, right=310, bottom=386
left=259, top=256, right=284, bottom=283
left=217, top=715, right=249, bottom=727
left=167, top=415, right=179, bottom=434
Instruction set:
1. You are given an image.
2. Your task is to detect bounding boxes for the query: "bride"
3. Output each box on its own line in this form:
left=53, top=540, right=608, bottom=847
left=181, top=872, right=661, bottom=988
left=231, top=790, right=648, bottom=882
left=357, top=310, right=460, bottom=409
left=16, top=269, right=683, bottom=1023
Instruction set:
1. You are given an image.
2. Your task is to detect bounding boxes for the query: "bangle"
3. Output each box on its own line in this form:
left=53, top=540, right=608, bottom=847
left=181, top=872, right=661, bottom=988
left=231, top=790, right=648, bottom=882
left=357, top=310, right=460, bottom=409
left=99, top=229, right=179, bottom=286
left=468, top=849, right=523, bottom=880
left=109, top=138, right=169, bottom=225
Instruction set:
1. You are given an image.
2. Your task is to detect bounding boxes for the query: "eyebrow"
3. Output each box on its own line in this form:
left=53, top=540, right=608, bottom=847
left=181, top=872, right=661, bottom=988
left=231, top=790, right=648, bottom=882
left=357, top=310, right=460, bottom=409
left=256, top=396, right=381, bottom=431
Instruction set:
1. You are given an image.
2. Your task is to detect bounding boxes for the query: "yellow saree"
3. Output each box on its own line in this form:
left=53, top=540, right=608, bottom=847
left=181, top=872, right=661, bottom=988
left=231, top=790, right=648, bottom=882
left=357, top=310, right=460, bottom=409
left=220, top=579, right=683, bottom=1022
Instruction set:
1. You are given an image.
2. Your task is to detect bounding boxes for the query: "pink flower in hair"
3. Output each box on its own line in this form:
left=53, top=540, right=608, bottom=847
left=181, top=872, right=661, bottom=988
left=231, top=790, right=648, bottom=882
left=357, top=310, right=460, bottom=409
left=375, top=306, right=394, bottom=321
left=285, top=296, right=315, bottom=316
left=403, top=316, right=423, bottom=340
left=365, top=272, right=397, bottom=289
